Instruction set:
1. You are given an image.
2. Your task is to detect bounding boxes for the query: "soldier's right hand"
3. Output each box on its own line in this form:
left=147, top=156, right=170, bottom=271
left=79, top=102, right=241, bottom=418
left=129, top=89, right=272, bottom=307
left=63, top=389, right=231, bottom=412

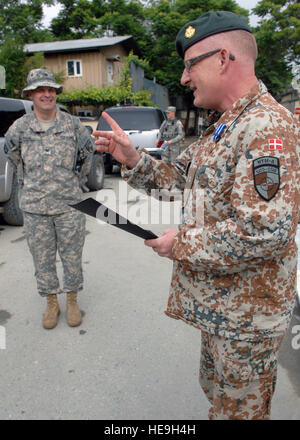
left=93, top=112, right=141, bottom=169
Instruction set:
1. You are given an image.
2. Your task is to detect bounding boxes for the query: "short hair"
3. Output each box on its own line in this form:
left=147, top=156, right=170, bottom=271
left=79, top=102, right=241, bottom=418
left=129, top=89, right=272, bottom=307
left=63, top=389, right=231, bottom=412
left=203, top=30, right=258, bottom=63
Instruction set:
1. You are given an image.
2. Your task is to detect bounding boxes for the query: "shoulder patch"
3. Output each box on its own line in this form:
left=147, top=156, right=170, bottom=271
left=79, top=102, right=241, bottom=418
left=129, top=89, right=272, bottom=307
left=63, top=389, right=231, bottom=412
left=253, top=156, right=280, bottom=201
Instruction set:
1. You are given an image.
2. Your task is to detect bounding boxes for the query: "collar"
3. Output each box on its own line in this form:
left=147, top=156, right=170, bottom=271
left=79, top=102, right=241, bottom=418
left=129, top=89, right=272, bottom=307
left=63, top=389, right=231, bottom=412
left=205, top=80, right=268, bottom=140
left=29, top=108, right=67, bottom=133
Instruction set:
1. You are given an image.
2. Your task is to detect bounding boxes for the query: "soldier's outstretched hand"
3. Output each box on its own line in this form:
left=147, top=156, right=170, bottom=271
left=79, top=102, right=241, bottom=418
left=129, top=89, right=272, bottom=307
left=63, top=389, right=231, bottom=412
left=93, top=112, right=141, bottom=169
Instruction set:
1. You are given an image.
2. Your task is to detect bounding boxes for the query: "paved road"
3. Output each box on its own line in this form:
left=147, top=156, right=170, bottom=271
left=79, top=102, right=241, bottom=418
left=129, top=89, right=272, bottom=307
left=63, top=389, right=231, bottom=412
left=0, top=172, right=299, bottom=420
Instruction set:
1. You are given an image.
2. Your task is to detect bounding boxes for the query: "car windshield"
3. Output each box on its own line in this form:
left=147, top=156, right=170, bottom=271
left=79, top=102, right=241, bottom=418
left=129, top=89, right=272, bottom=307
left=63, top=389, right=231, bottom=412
left=97, top=108, right=163, bottom=131
left=0, top=99, right=26, bottom=137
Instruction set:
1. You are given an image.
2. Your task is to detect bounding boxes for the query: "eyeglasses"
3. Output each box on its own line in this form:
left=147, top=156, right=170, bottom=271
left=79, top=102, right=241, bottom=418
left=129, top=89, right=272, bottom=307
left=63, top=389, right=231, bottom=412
left=184, top=48, right=235, bottom=73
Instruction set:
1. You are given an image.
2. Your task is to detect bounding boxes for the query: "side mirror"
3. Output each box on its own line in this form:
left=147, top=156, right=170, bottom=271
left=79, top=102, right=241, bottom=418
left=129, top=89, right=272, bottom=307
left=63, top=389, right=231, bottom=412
left=85, top=125, right=93, bottom=135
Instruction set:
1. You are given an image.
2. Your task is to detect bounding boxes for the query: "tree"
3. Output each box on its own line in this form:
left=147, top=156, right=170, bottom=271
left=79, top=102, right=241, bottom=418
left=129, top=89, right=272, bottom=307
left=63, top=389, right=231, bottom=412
left=0, top=38, right=27, bottom=97
left=0, top=39, right=45, bottom=97
left=252, top=0, right=300, bottom=95
left=0, top=0, right=54, bottom=43
left=51, top=0, right=98, bottom=39
left=146, top=0, right=249, bottom=99
left=51, top=0, right=151, bottom=55
left=3, top=0, right=299, bottom=102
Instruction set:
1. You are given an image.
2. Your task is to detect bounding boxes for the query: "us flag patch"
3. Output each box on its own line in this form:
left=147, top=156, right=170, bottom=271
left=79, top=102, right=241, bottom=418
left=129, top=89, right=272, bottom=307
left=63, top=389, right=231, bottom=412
left=269, top=139, right=283, bottom=150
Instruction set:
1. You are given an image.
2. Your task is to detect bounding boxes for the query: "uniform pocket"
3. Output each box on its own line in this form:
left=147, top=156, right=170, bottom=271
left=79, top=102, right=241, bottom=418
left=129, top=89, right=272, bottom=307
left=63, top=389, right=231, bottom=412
left=53, top=135, right=76, bottom=171
left=222, top=350, right=278, bottom=385
left=21, top=136, right=43, bottom=171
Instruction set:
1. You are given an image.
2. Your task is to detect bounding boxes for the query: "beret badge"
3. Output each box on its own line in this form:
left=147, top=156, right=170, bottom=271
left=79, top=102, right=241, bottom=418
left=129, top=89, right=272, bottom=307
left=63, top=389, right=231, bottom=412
left=185, top=26, right=196, bottom=38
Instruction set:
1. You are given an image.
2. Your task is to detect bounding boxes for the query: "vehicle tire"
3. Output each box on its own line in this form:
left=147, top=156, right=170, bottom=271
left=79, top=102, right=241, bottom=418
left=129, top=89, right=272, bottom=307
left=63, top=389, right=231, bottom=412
left=104, top=154, right=113, bottom=174
left=3, top=174, right=24, bottom=226
left=296, top=287, right=300, bottom=309
left=87, top=153, right=105, bottom=191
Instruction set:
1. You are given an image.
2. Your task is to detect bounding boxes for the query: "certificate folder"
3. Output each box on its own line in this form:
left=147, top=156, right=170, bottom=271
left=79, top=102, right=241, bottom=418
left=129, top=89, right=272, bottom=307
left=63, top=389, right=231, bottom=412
left=70, top=197, right=158, bottom=240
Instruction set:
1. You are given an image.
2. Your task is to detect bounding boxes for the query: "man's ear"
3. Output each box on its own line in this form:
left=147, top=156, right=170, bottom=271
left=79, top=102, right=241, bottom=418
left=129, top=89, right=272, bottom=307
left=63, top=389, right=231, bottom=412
left=219, top=49, right=231, bottom=72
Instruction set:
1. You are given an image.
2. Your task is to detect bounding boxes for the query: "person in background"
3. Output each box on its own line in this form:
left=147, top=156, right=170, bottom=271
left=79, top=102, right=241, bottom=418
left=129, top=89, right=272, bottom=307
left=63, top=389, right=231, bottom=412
left=5, top=69, right=93, bottom=329
left=157, top=106, right=184, bottom=163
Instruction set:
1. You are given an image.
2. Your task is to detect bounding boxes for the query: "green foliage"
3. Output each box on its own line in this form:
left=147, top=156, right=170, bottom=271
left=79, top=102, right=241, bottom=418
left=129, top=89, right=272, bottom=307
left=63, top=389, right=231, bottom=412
left=48, top=0, right=300, bottom=98
left=1, top=0, right=299, bottom=101
left=0, top=0, right=54, bottom=43
left=0, top=37, right=27, bottom=97
left=252, top=0, right=299, bottom=95
left=0, top=1, right=56, bottom=96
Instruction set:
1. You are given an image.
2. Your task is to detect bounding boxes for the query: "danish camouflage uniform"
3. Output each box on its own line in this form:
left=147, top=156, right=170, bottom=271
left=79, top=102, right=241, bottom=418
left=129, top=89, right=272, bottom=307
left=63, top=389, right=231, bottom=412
left=158, top=118, right=184, bottom=163
left=122, top=81, right=300, bottom=419
left=5, top=109, right=93, bottom=296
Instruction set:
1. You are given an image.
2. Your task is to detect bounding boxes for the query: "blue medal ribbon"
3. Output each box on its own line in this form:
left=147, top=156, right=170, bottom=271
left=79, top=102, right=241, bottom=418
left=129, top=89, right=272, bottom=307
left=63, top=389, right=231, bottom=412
left=213, top=123, right=226, bottom=141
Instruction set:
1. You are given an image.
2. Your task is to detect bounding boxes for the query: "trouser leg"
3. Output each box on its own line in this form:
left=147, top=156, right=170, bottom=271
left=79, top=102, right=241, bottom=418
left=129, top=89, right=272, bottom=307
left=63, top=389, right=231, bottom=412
left=199, top=331, right=215, bottom=405
left=199, top=331, right=284, bottom=420
left=170, top=144, right=180, bottom=162
left=161, top=145, right=171, bottom=164
left=23, top=212, right=60, bottom=296
left=55, top=210, right=86, bottom=293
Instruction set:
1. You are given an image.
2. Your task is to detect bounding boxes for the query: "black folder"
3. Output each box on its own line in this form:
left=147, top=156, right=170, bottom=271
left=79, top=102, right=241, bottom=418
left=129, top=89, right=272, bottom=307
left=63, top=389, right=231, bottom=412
left=70, top=198, right=158, bottom=240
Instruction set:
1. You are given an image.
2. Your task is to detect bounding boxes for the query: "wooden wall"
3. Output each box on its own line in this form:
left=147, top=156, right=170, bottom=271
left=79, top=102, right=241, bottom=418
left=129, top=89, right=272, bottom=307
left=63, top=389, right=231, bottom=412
left=44, top=44, right=128, bottom=92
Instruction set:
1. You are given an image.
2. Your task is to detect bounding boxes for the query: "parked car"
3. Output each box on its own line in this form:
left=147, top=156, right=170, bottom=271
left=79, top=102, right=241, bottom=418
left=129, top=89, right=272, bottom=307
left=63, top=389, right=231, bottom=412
left=96, top=105, right=166, bottom=173
left=0, top=97, right=105, bottom=226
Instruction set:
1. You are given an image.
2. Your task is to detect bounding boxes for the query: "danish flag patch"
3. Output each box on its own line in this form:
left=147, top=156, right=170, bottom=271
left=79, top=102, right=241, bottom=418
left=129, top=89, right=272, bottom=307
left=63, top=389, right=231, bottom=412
left=269, top=139, right=283, bottom=150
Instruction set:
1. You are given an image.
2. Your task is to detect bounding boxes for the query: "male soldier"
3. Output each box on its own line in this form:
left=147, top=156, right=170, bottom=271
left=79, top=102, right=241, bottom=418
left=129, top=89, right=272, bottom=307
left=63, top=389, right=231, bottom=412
left=157, top=106, right=184, bottom=163
left=5, top=69, right=93, bottom=329
left=94, top=11, right=299, bottom=419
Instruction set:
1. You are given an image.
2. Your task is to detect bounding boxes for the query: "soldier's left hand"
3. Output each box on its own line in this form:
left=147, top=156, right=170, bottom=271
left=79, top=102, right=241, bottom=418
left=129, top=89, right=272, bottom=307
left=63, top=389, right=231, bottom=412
left=144, top=228, right=177, bottom=259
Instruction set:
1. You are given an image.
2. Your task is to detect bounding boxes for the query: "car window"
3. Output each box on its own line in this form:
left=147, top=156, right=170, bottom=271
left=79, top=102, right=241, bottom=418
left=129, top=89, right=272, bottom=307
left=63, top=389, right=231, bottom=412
left=97, top=108, right=164, bottom=131
left=0, top=99, right=26, bottom=137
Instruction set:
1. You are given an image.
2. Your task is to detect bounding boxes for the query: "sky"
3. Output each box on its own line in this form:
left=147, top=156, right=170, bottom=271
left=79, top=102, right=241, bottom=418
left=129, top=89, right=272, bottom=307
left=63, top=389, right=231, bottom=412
left=42, top=0, right=260, bottom=28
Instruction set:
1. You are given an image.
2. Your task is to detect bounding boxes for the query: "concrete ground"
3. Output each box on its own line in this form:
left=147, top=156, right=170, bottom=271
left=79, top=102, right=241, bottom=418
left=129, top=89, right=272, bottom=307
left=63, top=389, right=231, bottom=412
left=0, top=171, right=299, bottom=420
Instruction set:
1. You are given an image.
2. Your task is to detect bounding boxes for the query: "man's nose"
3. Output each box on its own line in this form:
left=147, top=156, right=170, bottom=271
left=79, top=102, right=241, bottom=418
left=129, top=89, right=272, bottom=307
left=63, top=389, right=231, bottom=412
left=180, top=69, right=190, bottom=86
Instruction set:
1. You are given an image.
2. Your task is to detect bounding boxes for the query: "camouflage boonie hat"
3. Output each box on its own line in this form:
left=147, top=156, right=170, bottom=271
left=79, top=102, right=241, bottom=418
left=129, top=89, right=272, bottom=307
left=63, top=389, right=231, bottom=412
left=22, top=68, right=63, bottom=97
left=166, top=106, right=176, bottom=113
left=175, top=10, right=252, bottom=58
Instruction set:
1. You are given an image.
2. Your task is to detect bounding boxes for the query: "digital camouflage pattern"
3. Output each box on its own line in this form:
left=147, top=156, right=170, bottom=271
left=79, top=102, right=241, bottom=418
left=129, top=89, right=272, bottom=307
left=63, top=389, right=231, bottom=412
left=199, top=331, right=283, bottom=419
left=22, top=68, right=63, bottom=97
left=23, top=210, right=86, bottom=296
left=5, top=108, right=92, bottom=296
left=123, top=81, right=300, bottom=341
left=5, top=108, right=93, bottom=215
left=158, top=118, right=184, bottom=163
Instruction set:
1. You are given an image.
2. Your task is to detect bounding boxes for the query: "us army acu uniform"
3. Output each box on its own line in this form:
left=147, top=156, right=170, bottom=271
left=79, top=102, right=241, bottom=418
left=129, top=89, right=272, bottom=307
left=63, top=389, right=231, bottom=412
left=122, top=83, right=299, bottom=419
left=5, top=69, right=93, bottom=329
left=158, top=106, right=184, bottom=163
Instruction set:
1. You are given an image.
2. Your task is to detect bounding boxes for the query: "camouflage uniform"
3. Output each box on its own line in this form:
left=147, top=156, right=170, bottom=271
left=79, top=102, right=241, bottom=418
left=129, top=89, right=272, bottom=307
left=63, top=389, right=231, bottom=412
left=122, top=81, right=300, bottom=419
left=158, top=118, right=184, bottom=163
left=5, top=108, right=93, bottom=296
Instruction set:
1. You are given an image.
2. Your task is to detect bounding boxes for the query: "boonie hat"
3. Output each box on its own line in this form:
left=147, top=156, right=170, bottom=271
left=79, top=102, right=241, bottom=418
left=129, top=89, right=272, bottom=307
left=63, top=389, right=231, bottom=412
left=166, top=106, right=176, bottom=113
left=22, top=68, right=63, bottom=97
left=176, top=10, right=252, bottom=58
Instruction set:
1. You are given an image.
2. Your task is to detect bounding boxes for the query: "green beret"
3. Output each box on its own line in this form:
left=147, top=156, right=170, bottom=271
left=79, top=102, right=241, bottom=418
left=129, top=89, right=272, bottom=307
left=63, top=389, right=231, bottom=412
left=176, top=10, right=252, bottom=58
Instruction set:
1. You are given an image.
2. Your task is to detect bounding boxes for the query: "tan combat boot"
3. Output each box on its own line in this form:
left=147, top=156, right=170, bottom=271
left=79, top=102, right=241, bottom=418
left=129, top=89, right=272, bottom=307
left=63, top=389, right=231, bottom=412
left=42, top=294, right=60, bottom=329
left=66, top=292, right=82, bottom=327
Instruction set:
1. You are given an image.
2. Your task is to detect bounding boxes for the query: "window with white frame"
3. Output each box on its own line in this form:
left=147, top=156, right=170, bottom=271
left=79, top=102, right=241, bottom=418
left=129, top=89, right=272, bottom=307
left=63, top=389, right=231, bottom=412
left=67, top=60, right=82, bottom=77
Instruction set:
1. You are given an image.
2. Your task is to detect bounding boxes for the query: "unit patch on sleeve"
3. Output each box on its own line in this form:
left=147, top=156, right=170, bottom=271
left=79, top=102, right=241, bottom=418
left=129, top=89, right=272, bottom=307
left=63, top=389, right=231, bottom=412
left=253, top=156, right=280, bottom=201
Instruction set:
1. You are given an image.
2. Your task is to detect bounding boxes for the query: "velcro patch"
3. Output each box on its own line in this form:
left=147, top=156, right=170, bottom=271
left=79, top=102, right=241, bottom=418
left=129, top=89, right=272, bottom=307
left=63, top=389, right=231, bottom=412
left=253, top=156, right=280, bottom=201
